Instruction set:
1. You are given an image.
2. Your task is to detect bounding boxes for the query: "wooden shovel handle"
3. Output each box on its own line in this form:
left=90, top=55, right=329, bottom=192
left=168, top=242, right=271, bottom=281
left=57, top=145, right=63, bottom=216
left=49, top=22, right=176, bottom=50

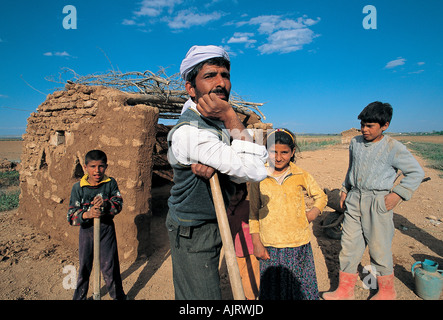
left=209, top=173, right=245, bottom=300
left=93, top=217, right=101, bottom=300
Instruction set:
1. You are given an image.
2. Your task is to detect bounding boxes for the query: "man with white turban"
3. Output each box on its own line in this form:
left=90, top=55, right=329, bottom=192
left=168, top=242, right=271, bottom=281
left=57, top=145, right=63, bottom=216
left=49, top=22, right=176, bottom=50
left=166, top=45, right=268, bottom=299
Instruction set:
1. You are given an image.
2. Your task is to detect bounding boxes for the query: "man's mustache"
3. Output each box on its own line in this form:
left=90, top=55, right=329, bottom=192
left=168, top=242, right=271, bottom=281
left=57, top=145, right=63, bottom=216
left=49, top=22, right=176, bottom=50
left=210, top=87, right=229, bottom=99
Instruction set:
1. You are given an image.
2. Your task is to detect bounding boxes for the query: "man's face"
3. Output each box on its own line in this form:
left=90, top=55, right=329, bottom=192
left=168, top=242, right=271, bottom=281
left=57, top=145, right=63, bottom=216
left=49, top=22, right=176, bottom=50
left=187, top=63, right=231, bottom=102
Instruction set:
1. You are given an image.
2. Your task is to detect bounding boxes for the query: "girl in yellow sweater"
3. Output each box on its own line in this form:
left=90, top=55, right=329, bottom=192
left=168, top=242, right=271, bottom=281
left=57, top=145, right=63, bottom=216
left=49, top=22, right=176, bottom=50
left=249, top=128, right=327, bottom=300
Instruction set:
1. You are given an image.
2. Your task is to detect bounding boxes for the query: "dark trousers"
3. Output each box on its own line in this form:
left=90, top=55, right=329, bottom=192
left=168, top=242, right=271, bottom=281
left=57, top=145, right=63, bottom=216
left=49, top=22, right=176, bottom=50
left=166, top=213, right=222, bottom=300
left=73, top=220, right=125, bottom=300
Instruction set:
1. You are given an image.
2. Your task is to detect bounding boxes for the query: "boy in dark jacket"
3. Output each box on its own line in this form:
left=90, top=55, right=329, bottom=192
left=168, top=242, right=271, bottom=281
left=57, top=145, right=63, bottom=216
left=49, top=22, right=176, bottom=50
left=67, top=149, right=125, bottom=300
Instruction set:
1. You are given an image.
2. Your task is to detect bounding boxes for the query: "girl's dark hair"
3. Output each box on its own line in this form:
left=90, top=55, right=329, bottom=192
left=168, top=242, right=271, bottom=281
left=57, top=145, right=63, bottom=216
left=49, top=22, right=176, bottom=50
left=186, top=57, right=231, bottom=87
left=234, top=183, right=248, bottom=202
left=358, top=101, right=393, bottom=126
left=266, top=128, right=300, bottom=162
left=85, top=150, right=107, bottom=165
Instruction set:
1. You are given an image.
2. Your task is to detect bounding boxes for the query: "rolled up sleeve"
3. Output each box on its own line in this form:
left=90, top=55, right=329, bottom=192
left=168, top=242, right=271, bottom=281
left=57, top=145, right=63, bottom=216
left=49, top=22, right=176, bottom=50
left=171, top=125, right=268, bottom=183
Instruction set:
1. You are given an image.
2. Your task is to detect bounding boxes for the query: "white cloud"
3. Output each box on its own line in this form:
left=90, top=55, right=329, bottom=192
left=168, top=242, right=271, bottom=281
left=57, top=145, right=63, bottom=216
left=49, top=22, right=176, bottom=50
left=385, top=57, right=406, bottom=69
left=124, top=3, right=321, bottom=54
left=122, top=19, right=136, bottom=25
left=259, top=28, right=314, bottom=54
left=417, top=61, right=425, bottom=66
left=304, top=18, right=320, bottom=26
left=166, top=10, right=223, bottom=29
left=227, top=32, right=256, bottom=47
left=43, top=51, right=71, bottom=57
left=242, top=15, right=320, bottom=35
left=234, top=15, right=320, bottom=54
left=122, top=19, right=146, bottom=27
left=126, top=1, right=222, bottom=30
left=134, top=0, right=183, bottom=17
left=55, top=51, right=70, bottom=57
left=259, top=28, right=316, bottom=54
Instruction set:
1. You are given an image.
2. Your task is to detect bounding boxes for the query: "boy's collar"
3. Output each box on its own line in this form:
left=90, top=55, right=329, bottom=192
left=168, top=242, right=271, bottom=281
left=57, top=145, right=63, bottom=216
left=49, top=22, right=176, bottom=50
left=80, top=174, right=111, bottom=187
left=363, top=134, right=385, bottom=146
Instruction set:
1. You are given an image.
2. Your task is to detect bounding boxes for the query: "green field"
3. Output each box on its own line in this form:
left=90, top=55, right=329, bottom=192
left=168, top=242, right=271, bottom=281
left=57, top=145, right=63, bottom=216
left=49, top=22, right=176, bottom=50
left=404, top=142, right=443, bottom=177
left=297, top=135, right=341, bottom=151
left=393, top=134, right=443, bottom=178
left=0, top=171, right=20, bottom=212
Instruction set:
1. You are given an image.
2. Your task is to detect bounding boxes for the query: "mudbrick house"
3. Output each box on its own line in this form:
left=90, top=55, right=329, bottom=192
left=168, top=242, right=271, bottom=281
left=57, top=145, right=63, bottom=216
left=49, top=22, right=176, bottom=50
left=18, top=81, right=270, bottom=261
left=341, top=128, right=361, bottom=144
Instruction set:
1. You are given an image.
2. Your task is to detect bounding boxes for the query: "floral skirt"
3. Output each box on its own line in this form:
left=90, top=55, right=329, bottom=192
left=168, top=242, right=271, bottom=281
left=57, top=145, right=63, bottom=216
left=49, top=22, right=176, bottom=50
left=259, top=243, right=319, bottom=300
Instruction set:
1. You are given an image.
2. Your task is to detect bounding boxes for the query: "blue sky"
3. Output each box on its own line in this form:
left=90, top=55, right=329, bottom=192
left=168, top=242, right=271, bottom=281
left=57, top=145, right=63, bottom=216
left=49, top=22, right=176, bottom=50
left=1, top=0, right=442, bottom=136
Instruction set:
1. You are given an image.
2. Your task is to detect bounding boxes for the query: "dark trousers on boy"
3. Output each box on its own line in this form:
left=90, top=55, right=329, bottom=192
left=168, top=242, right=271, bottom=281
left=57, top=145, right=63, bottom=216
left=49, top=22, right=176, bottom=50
left=73, top=220, right=126, bottom=300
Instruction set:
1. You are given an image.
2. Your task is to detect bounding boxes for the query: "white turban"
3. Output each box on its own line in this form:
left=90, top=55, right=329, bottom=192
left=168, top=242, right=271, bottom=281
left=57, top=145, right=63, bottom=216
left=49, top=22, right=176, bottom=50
left=180, top=45, right=230, bottom=81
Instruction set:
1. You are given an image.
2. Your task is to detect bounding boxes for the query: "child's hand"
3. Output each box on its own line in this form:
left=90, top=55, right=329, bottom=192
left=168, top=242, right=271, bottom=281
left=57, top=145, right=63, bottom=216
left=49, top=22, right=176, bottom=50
left=92, top=195, right=104, bottom=208
left=83, top=206, right=103, bottom=219
left=83, top=195, right=105, bottom=219
left=306, top=207, right=321, bottom=223
left=251, top=233, right=270, bottom=260
left=339, top=191, right=347, bottom=210
left=384, top=192, right=401, bottom=211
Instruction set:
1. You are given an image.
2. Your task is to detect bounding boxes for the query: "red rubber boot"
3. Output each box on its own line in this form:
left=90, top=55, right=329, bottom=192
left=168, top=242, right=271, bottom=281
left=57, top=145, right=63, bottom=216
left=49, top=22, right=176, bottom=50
left=370, top=274, right=397, bottom=300
left=322, top=271, right=358, bottom=300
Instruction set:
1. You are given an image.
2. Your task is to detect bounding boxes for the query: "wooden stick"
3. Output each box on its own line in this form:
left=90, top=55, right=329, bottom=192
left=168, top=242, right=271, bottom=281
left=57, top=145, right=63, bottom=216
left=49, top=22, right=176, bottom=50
left=93, top=217, right=101, bottom=300
left=209, top=173, right=245, bottom=300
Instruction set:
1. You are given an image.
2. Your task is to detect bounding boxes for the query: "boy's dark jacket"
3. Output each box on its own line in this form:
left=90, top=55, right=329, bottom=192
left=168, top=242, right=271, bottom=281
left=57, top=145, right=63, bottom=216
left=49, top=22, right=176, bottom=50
left=67, top=175, right=123, bottom=227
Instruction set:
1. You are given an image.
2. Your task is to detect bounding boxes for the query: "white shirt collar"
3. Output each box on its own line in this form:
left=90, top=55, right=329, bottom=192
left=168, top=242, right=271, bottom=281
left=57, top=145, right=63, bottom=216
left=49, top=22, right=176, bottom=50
left=181, top=98, right=198, bottom=114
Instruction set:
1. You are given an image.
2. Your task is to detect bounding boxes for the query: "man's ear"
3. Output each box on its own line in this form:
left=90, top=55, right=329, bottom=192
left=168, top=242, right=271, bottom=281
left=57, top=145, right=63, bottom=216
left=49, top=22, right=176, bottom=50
left=381, top=122, right=390, bottom=131
left=185, top=81, right=196, bottom=99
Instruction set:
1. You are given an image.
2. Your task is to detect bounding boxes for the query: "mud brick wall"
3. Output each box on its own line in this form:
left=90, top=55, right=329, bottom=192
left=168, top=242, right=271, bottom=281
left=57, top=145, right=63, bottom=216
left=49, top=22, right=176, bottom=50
left=18, top=83, right=159, bottom=261
left=341, top=128, right=361, bottom=144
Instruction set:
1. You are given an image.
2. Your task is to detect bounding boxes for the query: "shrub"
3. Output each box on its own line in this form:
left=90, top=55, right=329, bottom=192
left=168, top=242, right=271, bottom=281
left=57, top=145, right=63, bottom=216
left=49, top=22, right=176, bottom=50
left=0, top=190, right=20, bottom=212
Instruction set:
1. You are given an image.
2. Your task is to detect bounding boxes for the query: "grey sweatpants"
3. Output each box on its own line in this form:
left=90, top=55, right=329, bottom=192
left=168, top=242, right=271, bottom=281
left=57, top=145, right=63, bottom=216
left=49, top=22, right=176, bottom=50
left=339, top=189, right=395, bottom=276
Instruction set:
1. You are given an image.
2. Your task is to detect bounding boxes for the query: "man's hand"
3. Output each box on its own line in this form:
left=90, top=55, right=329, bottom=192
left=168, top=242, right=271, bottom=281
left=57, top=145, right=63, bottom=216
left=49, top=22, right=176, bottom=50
left=191, top=163, right=215, bottom=179
left=197, top=93, right=252, bottom=142
left=197, top=93, right=234, bottom=122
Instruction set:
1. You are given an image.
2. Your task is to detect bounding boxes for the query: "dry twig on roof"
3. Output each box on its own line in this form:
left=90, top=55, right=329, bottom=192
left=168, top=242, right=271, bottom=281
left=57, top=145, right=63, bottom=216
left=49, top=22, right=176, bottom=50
left=45, top=67, right=266, bottom=120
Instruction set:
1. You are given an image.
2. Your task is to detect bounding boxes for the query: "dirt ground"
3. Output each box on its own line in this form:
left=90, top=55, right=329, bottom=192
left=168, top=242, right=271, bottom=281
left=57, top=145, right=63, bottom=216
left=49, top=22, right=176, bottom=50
left=0, top=138, right=442, bottom=300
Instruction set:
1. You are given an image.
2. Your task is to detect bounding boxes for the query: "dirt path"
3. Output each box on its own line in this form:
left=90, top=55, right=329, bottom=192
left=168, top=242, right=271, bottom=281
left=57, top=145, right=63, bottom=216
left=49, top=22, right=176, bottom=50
left=0, top=143, right=442, bottom=300
left=299, top=145, right=443, bottom=300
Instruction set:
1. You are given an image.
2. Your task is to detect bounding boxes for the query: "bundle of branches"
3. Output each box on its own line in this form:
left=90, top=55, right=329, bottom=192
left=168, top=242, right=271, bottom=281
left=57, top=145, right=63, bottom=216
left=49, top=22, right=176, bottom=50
left=46, top=67, right=266, bottom=120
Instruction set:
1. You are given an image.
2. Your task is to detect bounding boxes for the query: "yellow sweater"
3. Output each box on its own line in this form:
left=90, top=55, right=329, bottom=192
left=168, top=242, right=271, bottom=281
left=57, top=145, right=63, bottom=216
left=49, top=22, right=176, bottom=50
left=249, top=162, right=327, bottom=248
